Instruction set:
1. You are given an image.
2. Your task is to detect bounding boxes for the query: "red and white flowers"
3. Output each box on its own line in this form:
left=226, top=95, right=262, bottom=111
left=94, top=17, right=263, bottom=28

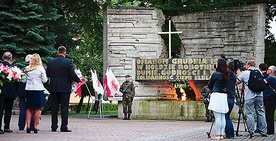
left=0, top=63, right=23, bottom=86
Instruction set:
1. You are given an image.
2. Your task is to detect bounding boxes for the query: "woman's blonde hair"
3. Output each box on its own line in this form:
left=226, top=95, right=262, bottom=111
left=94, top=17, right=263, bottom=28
left=29, top=53, right=42, bottom=70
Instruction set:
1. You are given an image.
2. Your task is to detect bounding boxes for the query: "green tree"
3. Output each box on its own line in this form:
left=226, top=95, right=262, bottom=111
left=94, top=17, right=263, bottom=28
left=56, top=0, right=103, bottom=112
left=60, top=0, right=103, bottom=78
left=0, top=0, right=62, bottom=64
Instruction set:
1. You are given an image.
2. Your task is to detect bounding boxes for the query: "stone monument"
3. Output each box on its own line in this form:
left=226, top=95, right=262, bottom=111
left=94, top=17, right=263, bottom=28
left=103, top=4, right=265, bottom=120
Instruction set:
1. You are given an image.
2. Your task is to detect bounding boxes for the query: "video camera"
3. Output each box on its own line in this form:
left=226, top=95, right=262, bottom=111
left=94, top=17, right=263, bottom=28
left=214, top=54, right=246, bottom=73
left=202, top=93, right=210, bottom=104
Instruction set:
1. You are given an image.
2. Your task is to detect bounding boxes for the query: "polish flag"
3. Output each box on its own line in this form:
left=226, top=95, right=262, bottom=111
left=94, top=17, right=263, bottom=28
left=104, top=68, right=119, bottom=98
left=91, top=70, right=104, bottom=95
left=74, top=68, right=85, bottom=96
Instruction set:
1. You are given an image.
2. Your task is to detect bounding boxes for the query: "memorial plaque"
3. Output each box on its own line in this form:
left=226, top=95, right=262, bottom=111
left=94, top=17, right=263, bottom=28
left=136, top=58, right=217, bottom=81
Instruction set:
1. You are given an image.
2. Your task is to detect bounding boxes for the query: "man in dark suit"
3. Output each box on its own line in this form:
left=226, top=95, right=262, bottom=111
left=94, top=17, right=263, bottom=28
left=47, top=46, right=81, bottom=132
left=0, top=52, right=17, bottom=133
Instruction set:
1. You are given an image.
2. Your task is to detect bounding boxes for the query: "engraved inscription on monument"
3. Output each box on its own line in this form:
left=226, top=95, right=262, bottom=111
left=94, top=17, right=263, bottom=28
left=136, top=58, right=217, bottom=81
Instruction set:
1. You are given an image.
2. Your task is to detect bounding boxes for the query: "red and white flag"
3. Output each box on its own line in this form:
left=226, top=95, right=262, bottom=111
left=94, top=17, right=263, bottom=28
left=103, top=68, right=119, bottom=98
left=91, top=70, right=104, bottom=95
left=74, top=68, right=86, bottom=96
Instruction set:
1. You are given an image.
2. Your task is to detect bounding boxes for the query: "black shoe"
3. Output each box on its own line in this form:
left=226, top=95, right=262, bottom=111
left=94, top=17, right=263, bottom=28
left=4, top=129, right=13, bottom=133
left=26, top=128, right=31, bottom=133
left=127, top=114, right=131, bottom=120
left=249, top=133, right=254, bottom=139
left=0, top=129, right=4, bottom=134
left=260, top=132, right=268, bottom=137
left=123, top=113, right=127, bottom=120
left=51, top=129, right=57, bottom=132
left=61, top=129, right=72, bottom=132
left=34, top=128, right=38, bottom=133
left=225, top=136, right=234, bottom=139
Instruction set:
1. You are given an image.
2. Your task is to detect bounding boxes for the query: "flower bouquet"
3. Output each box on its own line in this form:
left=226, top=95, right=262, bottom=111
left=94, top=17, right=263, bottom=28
left=0, top=63, right=23, bottom=86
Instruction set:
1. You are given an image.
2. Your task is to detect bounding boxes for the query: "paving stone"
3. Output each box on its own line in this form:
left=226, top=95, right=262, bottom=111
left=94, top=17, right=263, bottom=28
left=1, top=114, right=275, bottom=141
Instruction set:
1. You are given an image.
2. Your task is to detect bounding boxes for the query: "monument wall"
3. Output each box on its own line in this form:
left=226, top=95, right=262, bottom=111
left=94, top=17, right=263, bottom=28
left=171, top=4, right=265, bottom=65
left=103, top=7, right=177, bottom=100
left=103, top=4, right=266, bottom=120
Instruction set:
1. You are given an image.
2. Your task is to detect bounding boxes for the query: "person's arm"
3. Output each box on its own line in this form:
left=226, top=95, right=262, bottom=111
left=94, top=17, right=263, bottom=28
left=236, top=79, right=241, bottom=85
left=207, top=73, right=216, bottom=90
left=119, top=81, right=124, bottom=92
left=264, top=76, right=272, bottom=84
left=236, top=69, right=244, bottom=85
left=131, top=82, right=135, bottom=96
left=69, top=60, right=80, bottom=83
left=46, top=61, right=50, bottom=77
left=40, top=66, right=48, bottom=83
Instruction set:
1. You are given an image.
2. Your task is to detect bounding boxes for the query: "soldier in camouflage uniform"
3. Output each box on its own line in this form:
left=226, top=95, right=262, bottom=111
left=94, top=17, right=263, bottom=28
left=119, top=74, right=135, bottom=120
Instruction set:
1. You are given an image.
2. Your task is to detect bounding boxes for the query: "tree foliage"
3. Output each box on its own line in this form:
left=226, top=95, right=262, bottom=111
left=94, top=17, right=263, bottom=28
left=61, top=0, right=104, bottom=79
left=0, top=0, right=62, bottom=64
left=1, top=0, right=276, bottom=74
left=0, top=0, right=84, bottom=65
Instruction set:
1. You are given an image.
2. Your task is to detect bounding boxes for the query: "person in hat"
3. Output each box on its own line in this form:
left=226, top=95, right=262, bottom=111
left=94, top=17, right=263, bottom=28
left=17, top=54, right=35, bottom=131
left=119, top=74, right=135, bottom=120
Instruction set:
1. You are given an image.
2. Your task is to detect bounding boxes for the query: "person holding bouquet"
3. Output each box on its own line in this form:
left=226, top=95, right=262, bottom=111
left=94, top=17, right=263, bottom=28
left=25, top=53, right=48, bottom=133
left=1, top=52, right=17, bottom=133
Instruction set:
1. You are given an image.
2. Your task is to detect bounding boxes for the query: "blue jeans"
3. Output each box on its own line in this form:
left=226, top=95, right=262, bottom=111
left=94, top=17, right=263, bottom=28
left=225, top=98, right=234, bottom=138
left=245, top=96, right=267, bottom=135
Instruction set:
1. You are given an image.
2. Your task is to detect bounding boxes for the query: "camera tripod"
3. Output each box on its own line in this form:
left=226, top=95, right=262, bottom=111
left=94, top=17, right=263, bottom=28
left=206, top=114, right=215, bottom=138
left=235, top=82, right=248, bottom=136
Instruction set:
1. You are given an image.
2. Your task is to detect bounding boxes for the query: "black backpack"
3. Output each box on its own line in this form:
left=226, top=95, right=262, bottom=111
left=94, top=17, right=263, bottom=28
left=247, top=69, right=265, bottom=92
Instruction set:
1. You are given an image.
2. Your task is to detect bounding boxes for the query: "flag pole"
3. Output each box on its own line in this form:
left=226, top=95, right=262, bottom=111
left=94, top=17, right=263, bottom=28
left=99, top=94, right=103, bottom=118
left=85, top=82, right=94, bottom=119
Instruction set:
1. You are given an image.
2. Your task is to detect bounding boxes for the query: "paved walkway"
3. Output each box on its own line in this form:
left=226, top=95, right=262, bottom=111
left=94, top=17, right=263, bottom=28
left=1, top=114, right=275, bottom=141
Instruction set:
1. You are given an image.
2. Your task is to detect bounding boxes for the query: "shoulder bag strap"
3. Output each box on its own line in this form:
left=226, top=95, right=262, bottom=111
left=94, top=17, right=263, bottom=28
left=268, top=84, right=276, bottom=94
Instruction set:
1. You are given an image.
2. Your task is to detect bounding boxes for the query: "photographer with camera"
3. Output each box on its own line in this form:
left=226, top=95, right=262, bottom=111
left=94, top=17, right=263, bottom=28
left=236, top=60, right=268, bottom=137
left=208, top=59, right=229, bottom=140
left=120, top=74, right=135, bottom=120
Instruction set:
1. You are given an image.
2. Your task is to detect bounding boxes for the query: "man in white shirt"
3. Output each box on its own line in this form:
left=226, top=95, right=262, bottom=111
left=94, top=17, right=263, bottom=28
left=236, top=60, right=267, bottom=137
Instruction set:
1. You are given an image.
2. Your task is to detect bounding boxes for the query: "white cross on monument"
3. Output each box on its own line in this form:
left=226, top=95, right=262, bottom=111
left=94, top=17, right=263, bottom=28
left=158, top=19, right=182, bottom=58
